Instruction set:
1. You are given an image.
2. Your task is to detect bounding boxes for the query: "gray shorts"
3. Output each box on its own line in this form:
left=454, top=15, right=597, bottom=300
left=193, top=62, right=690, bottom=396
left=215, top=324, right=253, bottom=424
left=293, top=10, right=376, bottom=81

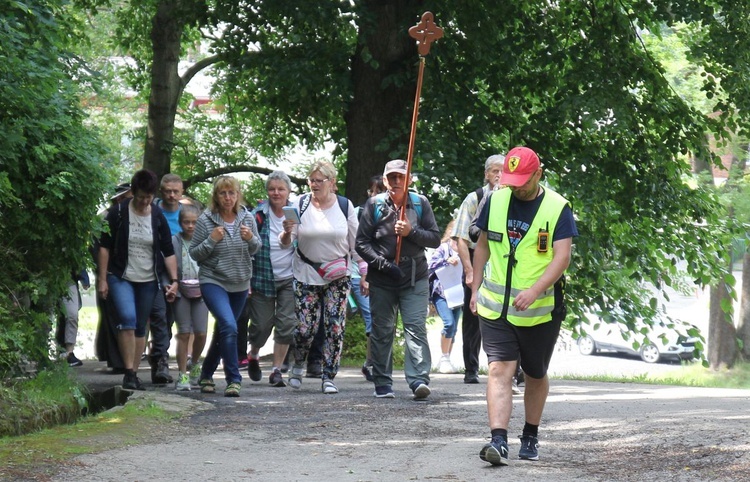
left=479, top=316, right=561, bottom=379
left=248, top=277, right=296, bottom=346
left=173, top=296, right=209, bottom=334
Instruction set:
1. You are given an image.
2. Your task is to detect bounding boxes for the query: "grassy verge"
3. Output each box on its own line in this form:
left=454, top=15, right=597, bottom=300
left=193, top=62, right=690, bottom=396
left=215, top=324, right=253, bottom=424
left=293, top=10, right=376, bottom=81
left=0, top=395, right=177, bottom=480
left=552, top=360, right=750, bottom=389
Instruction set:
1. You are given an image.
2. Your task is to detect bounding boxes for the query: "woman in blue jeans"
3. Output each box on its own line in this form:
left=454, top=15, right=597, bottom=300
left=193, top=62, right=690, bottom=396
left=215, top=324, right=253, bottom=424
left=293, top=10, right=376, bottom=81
left=189, top=176, right=260, bottom=397
left=428, top=220, right=463, bottom=374
left=97, top=169, right=179, bottom=390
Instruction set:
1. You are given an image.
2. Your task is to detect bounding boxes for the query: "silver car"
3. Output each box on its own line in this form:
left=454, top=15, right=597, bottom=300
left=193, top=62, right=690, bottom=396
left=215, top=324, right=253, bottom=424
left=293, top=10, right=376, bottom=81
left=577, top=317, right=698, bottom=364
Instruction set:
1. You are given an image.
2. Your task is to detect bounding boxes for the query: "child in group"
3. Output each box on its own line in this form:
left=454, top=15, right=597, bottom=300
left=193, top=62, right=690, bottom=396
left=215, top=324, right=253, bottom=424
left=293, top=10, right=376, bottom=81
left=428, top=220, right=463, bottom=374
left=171, top=204, right=209, bottom=390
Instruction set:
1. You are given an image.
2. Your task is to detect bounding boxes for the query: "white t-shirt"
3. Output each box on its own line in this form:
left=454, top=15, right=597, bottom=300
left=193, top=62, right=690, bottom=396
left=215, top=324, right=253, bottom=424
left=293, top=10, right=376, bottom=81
left=291, top=199, right=359, bottom=285
left=269, top=211, right=293, bottom=280
left=124, top=204, right=155, bottom=282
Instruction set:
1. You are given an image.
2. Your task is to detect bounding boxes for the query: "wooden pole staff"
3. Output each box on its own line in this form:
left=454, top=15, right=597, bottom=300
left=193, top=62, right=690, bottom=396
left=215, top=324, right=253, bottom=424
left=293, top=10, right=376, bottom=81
left=395, top=11, right=443, bottom=262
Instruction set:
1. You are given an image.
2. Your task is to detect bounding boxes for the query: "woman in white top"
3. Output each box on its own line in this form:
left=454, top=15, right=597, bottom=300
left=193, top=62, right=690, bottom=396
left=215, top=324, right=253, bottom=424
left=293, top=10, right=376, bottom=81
left=280, top=161, right=363, bottom=394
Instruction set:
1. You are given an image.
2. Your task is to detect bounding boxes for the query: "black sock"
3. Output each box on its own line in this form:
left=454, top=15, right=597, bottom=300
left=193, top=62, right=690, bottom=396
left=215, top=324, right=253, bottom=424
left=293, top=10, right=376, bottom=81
left=522, top=422, right=538, bottom=438
left=490, top=428, right=508, bottom=442
left=125, top=369, right=135, bottom=377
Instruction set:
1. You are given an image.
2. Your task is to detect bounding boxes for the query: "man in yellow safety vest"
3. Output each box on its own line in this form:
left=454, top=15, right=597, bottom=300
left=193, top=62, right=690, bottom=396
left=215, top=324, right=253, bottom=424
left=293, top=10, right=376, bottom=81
left=470, top=146, right=578, bottom=466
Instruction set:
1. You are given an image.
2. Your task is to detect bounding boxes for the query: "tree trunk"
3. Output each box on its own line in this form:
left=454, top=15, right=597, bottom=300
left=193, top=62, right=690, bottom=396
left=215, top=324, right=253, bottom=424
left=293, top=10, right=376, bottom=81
left=693, top=145, right=738, bottom=368
left=344, top=1, right=421, bottom=205
left=143, top=1, right=184, bottom=180
left=708, top=272, right=738, bottom=369
left=738, top=250, right=750, bottom=360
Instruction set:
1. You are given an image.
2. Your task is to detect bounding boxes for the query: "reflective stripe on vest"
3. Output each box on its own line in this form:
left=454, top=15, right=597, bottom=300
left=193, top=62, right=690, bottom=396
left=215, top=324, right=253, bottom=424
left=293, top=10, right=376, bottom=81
left=476, top=187, right=569, bottom=326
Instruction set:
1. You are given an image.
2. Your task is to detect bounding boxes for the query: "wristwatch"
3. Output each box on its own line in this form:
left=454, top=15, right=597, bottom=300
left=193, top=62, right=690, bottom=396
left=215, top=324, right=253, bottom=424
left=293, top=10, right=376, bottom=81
left=170, top=278, right=179, bottom=284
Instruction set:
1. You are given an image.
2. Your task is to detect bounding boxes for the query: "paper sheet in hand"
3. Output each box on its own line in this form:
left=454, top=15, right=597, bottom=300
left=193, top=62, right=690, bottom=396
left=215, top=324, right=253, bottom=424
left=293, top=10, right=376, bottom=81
left=436, top=262, right=464, bottom=308
left=282, top=206, right=301, bottom=223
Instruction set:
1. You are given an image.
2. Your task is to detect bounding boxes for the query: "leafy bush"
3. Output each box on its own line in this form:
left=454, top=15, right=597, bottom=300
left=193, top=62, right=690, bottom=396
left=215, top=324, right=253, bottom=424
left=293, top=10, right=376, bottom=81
left=0, top=0, right=111, bottom=377
left=342, top=313, right=405, bottom=367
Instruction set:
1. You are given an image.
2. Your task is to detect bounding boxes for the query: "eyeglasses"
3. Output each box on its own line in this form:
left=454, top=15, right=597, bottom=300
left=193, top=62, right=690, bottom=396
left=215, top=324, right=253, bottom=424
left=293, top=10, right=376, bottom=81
left=308, top=178, right=329, bottom=185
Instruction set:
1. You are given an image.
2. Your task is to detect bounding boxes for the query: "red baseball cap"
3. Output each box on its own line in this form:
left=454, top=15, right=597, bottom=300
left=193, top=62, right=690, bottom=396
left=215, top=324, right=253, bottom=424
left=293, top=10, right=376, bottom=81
left=500, top=147, right=540, bottom=187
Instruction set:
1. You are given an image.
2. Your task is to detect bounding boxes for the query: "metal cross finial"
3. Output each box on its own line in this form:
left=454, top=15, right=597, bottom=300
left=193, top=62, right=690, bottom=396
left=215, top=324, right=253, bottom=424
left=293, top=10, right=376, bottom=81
left=409, top=11, right=443, bottom=57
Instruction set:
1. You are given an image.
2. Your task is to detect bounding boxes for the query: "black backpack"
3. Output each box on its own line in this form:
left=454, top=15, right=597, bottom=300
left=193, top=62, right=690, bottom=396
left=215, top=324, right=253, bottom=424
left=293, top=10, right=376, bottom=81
left=468, top=187, right=485, bottom=243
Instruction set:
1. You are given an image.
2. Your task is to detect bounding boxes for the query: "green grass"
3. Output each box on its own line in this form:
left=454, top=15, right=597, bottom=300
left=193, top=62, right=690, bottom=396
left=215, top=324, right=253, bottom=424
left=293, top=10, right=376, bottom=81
left=552, top=360, right=750, bottom=389
left=0, top=396, right=176, bottom=480
left=0, top=365, right=87, bottom=438
left=77, top=306, right=99, bottom=332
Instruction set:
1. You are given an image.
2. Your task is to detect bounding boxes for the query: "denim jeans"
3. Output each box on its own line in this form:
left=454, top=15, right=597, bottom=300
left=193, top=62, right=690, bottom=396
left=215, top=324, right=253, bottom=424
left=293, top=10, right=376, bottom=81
left=369, top=277, right=431, bottom=389
left=431, top=294, right=461, bottom=340
left=106, top=274, right=158, bottom=337
left=350, top=277, right=373, bottom=333
left=200, top=283, right=248, bottom=384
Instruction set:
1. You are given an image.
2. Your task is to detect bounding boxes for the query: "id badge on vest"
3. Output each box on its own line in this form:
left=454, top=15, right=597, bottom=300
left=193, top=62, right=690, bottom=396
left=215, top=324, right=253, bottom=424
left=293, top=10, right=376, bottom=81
left=487, top=230, right=503, bottom=243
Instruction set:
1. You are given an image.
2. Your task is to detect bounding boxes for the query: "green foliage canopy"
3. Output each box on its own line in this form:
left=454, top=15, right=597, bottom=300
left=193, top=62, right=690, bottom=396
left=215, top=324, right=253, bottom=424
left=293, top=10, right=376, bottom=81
left=0, top=0, right=110, bottom=376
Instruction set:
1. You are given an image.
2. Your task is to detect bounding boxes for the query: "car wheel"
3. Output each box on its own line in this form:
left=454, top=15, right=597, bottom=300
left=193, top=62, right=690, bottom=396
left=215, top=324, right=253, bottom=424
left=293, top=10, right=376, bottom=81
left=578, top=336, right=597, bottom=356
left=640, top=343, right=661, bottom=364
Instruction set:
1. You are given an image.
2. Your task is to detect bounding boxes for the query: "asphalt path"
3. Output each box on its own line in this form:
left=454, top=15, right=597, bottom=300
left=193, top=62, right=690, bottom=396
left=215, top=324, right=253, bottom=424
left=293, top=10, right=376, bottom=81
left=59, top=358, right=749, bottom=482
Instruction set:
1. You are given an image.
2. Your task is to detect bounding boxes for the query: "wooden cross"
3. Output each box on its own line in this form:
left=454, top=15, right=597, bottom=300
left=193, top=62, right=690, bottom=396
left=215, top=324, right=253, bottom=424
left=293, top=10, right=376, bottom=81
left=408, top=12, right=444, bottom=57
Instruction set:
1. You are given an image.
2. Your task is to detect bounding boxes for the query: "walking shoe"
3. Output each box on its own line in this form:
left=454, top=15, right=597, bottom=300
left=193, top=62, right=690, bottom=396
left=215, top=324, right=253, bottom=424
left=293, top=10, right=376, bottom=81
left=238, top=357, right=249, bottom=369
left=361, top=364, right=374, bottom=382
left=322, top=379, right=339, bottom=394
left=411, top=382, right=431, bottom=400
left=305, top=363, right=322, bottom=378
left=122, top=372, right=146, bottom=391
left=224, top=382, right=241, bottom=397
left=373, top=385, right=395, bottom=398
left=289, top=365, right=304, bottom=389
left=269, top=368, right=286, bottom=387
left=518, top=435, right=539, bottom=461
left=199, top=378, right=216, bottom=394
left=175, top=372, right=191, bottom=391
left=247, top=357, right=262, bottom=382
left=66, top=353, right=83, bottom=367
left=189, top=363, right=202, bottom=387
left=479, top=436, right=509, bottom=466
left=512, top=377, right=523, bottom=395
left=438, top=355, right=459, bottom=374
left=280, top=362, right=289, bottom=374
left=151, top=356, right=173, bottom=385
left=463, top=372, right=479, bottom=384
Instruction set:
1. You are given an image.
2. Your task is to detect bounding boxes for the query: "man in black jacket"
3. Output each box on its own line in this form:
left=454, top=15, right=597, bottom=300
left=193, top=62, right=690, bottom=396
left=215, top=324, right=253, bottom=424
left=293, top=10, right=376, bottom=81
left=355, top=160, right=441, bottom=400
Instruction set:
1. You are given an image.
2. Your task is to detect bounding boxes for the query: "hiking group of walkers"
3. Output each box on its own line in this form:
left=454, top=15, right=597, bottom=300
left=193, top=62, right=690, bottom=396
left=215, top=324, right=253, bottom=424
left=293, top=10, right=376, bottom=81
left=67, top=146, right=576, bottom=466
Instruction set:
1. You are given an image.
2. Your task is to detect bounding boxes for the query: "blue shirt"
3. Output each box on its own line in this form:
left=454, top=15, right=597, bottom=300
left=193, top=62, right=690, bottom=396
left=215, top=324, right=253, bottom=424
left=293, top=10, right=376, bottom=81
left=476, top=188, right=578, bottom=245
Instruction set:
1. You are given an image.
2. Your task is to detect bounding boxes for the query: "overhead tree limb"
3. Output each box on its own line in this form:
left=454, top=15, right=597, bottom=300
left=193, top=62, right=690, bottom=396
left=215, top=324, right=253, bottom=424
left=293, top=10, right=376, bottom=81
left=183, top=164, right=307, bottom=191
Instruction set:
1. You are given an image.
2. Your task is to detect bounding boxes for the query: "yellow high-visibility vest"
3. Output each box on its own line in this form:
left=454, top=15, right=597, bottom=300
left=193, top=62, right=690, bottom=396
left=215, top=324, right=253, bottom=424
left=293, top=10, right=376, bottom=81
left=477, top=188, right=569, bottom=326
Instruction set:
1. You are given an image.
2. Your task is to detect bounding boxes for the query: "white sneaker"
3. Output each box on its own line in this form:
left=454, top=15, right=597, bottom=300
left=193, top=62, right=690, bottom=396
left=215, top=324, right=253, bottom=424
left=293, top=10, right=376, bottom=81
left=438, top=355, right=458, bottom=374
left=289, top=365, right=304, bottom=389
left=175, top=373, right=191, bottom=391
left=322, top=380, right=338, bottom=394
left=512, top=377, right=523, bottom=395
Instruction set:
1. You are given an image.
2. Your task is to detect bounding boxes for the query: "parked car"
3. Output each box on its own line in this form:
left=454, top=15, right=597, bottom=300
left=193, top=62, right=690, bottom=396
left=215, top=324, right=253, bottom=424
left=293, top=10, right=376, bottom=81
left=577, top=317, right=698, bottom=364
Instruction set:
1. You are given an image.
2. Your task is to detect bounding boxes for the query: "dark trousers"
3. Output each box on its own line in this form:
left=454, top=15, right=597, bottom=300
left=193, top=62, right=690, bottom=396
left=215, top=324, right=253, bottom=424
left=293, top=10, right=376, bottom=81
left=237, top=300, right=251, bottom=361
left=461, top=281, right=482, bottom=375
left=306, top=315, right=326, bottom=367
left=148, top=291, right=171, bottom=359
left=461, top=249, right=481, bottom=375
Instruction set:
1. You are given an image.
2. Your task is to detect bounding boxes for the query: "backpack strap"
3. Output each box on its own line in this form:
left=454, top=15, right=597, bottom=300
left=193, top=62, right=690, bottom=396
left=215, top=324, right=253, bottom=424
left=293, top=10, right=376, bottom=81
left=296, top=194, right=349, bottom=268
left=299, top=193, right=349, bottom=218
left=372, top=192, right=422, bottom=225
left=474, top=186, right=484, bottom=205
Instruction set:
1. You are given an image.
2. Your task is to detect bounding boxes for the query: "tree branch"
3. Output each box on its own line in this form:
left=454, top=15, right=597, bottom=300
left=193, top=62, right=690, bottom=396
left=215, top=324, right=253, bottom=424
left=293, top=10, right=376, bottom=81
left=184, top=165, right=307, bottom=191
left=179, top=54, right=223, bottom=94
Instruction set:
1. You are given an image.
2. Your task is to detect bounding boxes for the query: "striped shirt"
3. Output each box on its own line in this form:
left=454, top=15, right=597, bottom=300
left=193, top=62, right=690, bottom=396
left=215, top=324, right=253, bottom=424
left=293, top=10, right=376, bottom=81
left=189, top=207, right=261, bottom=292
left=450, top=184, right=491, bottom=249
